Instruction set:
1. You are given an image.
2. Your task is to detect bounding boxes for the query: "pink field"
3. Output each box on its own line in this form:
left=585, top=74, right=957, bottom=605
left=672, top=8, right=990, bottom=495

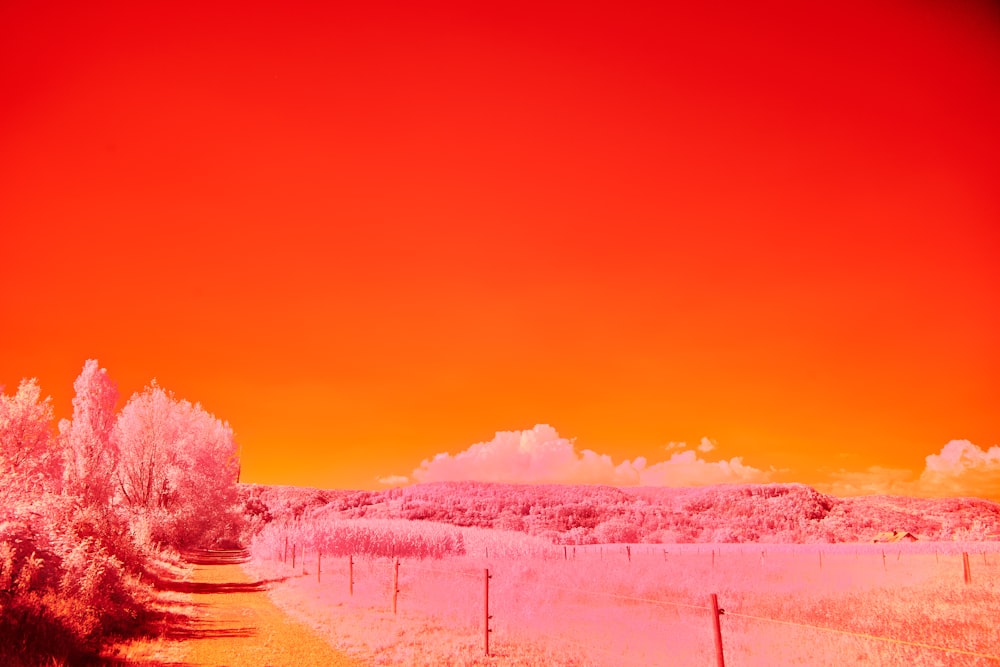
left=248, top=524, right=1000, bottom=666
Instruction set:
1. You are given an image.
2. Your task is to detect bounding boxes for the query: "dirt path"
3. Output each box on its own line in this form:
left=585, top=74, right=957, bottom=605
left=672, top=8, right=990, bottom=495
left=150, top=549, right=366, bottom=667
left=185, top=552, right=361, bottom=667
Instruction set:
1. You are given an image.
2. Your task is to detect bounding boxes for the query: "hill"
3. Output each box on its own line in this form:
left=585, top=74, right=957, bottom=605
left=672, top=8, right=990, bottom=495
left=239, top=481, right=1000, bottom=544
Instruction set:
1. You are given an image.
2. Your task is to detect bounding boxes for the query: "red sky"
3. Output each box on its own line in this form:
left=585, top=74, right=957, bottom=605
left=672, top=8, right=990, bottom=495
left=2, top=0, right=999, bottom=494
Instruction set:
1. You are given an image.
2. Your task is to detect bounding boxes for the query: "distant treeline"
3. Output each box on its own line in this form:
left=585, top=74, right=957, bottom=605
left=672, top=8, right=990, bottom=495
left=241, top=481, right=1000, bottom=544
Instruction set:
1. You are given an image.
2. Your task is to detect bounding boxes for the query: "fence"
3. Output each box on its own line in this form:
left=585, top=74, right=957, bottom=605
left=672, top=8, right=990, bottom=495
left=259, top=541, right=1000, bottom=666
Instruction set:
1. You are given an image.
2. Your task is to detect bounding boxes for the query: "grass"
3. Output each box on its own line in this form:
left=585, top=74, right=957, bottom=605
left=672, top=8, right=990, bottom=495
left=246, top=539, right=1000, bottom=666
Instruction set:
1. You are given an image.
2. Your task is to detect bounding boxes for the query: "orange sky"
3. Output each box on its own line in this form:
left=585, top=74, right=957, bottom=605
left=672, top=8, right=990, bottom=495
left=2, top=0, right=999, bottom=494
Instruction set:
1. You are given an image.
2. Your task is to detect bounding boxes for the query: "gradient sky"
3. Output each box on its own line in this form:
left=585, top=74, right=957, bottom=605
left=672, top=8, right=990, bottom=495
left=2, top=0, right=999, bottom=494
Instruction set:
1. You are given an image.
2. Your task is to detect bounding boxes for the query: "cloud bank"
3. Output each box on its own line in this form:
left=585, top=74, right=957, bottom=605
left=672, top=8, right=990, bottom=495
left=819, top=466, right=917, bottom=497
left=384, top=429, right=1000, bottom=500
left=820, top=440, right=1000, bottom=499
left=918, top=440, right=1000, bottom=498
left=408, top=424, right=772, bottom=487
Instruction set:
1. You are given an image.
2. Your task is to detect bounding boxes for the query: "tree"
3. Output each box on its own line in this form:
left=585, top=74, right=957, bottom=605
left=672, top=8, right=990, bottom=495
left=0, top=364, right=244, bottom=666
left=114, top=382, right=240, bottom=546
left=113, top=382, right=175, bottom=512
left=159, top=396, right=242, bottom=545
left=60, top=360, right=119, bottom=508
left=0, top=379, right=60, bottom=496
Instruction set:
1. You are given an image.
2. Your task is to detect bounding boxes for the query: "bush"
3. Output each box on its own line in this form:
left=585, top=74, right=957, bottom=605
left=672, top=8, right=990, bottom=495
left=1, top=362, right=244, bottom=665
left=252, top=518, right=467, bottom=561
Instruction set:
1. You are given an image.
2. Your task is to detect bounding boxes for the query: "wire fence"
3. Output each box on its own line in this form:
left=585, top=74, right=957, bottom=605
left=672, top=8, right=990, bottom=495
left=721, top=609, right=1000, bottom=663
left=261, top=543, right=1000, bottom=665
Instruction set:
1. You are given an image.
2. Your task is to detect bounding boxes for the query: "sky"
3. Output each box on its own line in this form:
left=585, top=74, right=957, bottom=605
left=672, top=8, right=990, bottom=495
left=2, top=0, right=999, bottom=497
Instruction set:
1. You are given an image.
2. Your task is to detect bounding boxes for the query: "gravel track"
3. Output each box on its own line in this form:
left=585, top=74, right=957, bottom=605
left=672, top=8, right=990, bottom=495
left=177, top=549, right=365, bottom=667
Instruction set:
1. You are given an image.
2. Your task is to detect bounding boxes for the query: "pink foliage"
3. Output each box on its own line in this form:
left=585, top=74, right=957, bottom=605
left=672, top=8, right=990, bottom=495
left=60, top=360, right=119, bottom=507
left=0, top=379, right=61, bottom=496
left=253, top=518, right=466, bottom=561
left=0, top=361, right=244, bottom=664
left=115, top=382, right=241, bottom=546
left=243, top=480, right=1000, bottom=546
left=114, top=382, right=182, bottom=511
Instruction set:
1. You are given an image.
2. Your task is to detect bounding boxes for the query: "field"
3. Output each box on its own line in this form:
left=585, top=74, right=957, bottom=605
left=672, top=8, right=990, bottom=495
left=247, top=525, right=1000, bottom=666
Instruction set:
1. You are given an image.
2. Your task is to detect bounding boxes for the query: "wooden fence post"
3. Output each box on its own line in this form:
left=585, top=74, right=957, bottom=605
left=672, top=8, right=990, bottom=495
left=292, top=544, right=296, bottom=570
left=484, top=568, right=492, bottom=656
left=710, top=593, right=725, bottom=667
left=349, top=554, right=354, bottom=596
left=963, top=552, right=972, bottom=585
left=392, top=558, right=400, bottom=614
left=317, top=549, right=322, bottom=584
left=627, top=545, right=631, bottom=563
left=882, top=550, right=886, bottom=572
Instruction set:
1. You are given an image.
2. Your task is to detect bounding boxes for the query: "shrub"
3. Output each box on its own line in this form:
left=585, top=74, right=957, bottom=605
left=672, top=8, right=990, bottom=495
left=252, top=518, right=467, bottom=561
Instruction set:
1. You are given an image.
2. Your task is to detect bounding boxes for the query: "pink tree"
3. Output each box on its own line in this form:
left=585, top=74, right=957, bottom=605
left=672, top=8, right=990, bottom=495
left=114, top=382, right=178, bottom=512
left=159, top=397, right=241, bottom=545
left=0, top=379, right=60, bottom=497
left=60, top=360, right=119, bottom=508
left=114, top=382, right=240, bottom=546
left=0, top=378, right=65, bottom=619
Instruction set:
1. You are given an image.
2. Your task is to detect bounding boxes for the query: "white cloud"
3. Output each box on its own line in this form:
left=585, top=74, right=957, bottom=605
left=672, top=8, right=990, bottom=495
left=377, top=475, right=410, bottom=486
left=816, top=440, right=1000, bottom=499
left=410, top=425, right=771, bottom=487
left=634, top=449, right=772, bottom=486
left=816, top=466, right=917, bottom=497
left=697, top=437, right=716, bottom=453
left=918, top=440, right=1000, bottom=498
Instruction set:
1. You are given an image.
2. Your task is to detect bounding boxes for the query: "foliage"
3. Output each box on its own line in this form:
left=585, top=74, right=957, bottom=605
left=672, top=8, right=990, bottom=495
left=114, top=382, right=240, bottom=546
left=0, top=360, right=242, bottom=665
left=241, top=480, right=1000, bottom=546
left=60, top=359, right=119, bottom=508
left=252, top=518, right=466, bottom=561
left=0, top=379, right=62, bottom=496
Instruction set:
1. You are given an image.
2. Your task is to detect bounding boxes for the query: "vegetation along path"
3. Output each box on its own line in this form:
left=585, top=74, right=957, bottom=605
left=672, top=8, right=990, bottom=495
left=177, top=549, right=364, bottom=667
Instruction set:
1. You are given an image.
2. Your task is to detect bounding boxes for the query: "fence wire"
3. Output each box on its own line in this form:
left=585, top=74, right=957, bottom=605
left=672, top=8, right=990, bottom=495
left=723, top=609, right=1000, bottom=662
left=267, top=550, right=1000, bottom=664
left=534, top=580, right=711, bottom=612
left=527, top=570, right=1000, bottom=663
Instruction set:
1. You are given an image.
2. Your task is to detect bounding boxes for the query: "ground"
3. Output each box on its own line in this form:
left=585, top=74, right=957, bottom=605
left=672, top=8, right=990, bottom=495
left=112, top=550, right=364, bottom=667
